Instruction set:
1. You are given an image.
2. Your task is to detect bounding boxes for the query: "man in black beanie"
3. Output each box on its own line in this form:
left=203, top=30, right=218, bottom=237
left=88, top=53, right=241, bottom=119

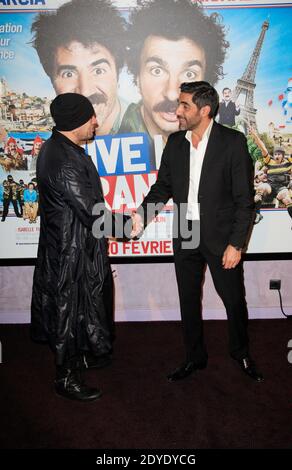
left=31, top=93, right=114, bottom=401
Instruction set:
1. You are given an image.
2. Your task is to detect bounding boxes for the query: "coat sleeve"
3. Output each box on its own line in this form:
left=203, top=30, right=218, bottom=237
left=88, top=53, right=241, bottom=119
left=137, top=135, right=173, bottom=226
left=228, top=132, right=255, bottom=248
left=59, top=160, right=129, bottom=238
left=58, top=161, right=100, bottom=230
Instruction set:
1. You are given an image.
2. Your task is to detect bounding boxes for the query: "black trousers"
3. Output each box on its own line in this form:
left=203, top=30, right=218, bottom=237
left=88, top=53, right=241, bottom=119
left=174, top=240, right=249, bottom=364
left=2, top=198, right=21, bottom=218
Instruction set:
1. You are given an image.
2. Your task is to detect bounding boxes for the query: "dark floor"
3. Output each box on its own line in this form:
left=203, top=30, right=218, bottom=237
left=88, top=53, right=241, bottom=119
left=0, top=320, right=292, bottom=449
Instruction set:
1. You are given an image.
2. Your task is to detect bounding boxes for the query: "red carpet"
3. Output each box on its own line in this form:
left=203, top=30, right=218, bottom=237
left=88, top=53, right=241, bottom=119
left=0, top=320, right=291, bottom=449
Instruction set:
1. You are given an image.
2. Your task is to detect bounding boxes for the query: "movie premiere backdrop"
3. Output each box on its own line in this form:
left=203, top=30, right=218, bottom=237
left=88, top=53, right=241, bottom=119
left=0, top=0, right=291, bottom=259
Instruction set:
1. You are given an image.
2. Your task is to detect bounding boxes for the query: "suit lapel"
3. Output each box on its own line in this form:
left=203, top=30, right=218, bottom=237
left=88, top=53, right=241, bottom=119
left=179, top=132, right=191, bottom=202
left=198, top=122, right=221, bottom=194
left=174, top=123, right=224, bottom=201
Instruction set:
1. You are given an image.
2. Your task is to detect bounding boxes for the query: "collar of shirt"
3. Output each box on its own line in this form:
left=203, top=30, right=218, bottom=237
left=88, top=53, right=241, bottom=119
left=185, top=119, right=213, bottom=221
left=52, top=127, right=87, bottom=156
left=185, top=119, right=213, bottom=149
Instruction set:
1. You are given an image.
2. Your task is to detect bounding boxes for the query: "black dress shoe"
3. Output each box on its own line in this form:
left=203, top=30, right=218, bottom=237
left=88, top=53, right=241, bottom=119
left=55, top=369, right=102, bottom=401
left=237, top=357, right=264, bottom=382
left=167, top=361, right=207, bottom=382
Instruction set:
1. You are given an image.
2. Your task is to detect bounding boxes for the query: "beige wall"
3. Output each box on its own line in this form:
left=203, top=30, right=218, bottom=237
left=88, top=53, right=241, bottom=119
left=0, top=261, right=292, bottom=322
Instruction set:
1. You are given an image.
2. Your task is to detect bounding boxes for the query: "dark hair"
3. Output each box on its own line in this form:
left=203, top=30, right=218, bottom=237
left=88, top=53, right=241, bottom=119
left=28, top=182, right=35, bottom=189
left=273, top=147, right=285, bottom=156
left=31, top=0, right=126, bottom=78
left=126, top=0, right=229, bottom=85
left=222, top=87, right=231, bottom=93
left=180, top=81, right=219, bottom=118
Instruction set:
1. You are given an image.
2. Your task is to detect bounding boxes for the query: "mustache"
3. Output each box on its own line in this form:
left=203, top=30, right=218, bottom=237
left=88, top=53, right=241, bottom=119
left=153, top=99, right=178, bottom=113
left=87, top=93, right=107, bottom=106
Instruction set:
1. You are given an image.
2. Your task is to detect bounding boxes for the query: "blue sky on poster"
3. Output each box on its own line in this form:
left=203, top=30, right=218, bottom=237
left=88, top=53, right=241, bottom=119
left=220, top=9, right=291, bottom=109
left=0, top=5, right=291, bottom=131
left=0, top=12, right=54, bottom=97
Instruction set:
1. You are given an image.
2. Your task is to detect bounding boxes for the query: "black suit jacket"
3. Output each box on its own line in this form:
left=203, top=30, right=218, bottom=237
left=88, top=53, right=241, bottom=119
left=218, top=101, right=240, bottom=127
left=139, top=121, right=254, bottom=256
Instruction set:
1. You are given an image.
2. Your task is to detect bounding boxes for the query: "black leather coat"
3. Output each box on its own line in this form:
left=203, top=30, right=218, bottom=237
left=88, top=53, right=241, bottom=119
left=31, top=129, right=114, bottom=366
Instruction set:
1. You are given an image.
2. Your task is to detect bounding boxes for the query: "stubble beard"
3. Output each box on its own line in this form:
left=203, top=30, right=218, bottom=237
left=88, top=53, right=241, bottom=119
left=178, top=118, right=187, bottom=131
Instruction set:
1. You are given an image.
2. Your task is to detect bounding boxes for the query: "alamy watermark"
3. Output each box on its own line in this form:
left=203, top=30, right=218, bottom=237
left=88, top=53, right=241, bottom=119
left=91, top=202, right=201, bottom=250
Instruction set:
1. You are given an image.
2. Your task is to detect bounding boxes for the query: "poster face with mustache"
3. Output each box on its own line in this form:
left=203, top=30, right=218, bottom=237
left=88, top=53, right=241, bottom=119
left=136, top=36, right=206, bottom=141
left=52, top=41, right=118, bottom=136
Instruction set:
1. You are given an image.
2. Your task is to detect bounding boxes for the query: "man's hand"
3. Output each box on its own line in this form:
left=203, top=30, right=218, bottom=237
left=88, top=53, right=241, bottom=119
left=130, top=212, right=144, bottom=238
left=222, top=244, right=241, bottom=269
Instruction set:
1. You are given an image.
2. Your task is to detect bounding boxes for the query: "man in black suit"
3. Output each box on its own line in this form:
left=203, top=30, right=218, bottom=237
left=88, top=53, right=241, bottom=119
left=218, top=87, right=240, bottom=127
left=132, top=81, right=263, bottom=382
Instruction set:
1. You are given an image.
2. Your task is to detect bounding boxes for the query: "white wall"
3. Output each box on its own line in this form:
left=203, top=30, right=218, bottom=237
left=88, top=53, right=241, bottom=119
left=0, top=260, right=292, bottom=323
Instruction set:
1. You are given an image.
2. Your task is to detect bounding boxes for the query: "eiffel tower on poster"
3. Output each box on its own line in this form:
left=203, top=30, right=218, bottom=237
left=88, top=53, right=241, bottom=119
left=233, top=20, right=269, bottom=131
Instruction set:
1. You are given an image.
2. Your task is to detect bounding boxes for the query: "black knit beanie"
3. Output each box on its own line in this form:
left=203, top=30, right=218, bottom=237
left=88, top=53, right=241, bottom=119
left=50, top=93, right=95, bottom=131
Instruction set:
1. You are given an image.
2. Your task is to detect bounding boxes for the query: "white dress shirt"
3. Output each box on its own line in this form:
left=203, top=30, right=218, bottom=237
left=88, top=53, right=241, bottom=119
left=186, top=119, right=213, bottom=220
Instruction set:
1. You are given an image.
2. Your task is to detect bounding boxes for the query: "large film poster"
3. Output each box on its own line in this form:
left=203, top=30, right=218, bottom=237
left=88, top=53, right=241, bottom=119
left=0, top=0, right=291, bottom=259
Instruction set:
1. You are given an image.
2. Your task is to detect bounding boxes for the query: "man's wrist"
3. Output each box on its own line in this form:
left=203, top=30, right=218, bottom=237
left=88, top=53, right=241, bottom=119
left=231, top=244, right=242, bottom=252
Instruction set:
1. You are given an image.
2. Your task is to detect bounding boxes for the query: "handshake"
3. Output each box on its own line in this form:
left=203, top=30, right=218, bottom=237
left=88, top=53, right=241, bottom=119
left=92, top=203, right=146, bottom=241
left=130, top=212, right=144, bottom=238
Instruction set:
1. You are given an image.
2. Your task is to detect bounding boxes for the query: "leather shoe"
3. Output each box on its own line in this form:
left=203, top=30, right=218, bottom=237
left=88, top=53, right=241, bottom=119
left=55, top=369, right=102, bottom=401
left=237, top=357, right=264, bottom=382
left=167, top=361, right=207, bottom=382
